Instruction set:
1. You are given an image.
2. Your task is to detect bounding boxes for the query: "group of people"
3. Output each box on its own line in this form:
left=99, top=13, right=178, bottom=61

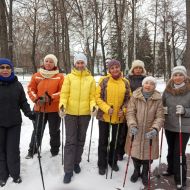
left=0, top=54, right=189, bottom=190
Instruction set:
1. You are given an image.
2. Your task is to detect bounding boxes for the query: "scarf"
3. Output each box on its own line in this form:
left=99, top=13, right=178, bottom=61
left=39, top=68, right=59, bottom=79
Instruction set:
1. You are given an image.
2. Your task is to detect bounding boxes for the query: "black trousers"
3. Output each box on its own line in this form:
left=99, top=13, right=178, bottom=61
left=0, top=125, right=21, bottom=180
left=165, top=130, right=190, bottom=184
left=28, top=112, right=61, bottom=155
left=98, top=120, right=122, bottom=169
left=117, top=123, right=128, bottom=157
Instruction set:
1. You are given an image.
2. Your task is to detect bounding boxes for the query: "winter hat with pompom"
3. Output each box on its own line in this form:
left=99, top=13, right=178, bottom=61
left=142, top=76, right=157, bottom=87
left=74, top=53, right=87, bottom=66
left=44, top=54, right=58, bottom=66
left=171, top=65, right=187, bottom=78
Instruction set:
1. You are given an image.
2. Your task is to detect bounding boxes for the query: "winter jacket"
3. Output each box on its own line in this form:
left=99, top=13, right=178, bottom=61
left=0, top=76, right=32, bottom=127
left=28, top=72, right=64, bottom=112
left=127, top=75, right=146, bottom=92
left=163, top=77, right=190, bottom=133
left=96, top=75, right=130, bottom=124
left=125, top=87, right=164, bottom=160
left=59, top=68, right=96, bottom=115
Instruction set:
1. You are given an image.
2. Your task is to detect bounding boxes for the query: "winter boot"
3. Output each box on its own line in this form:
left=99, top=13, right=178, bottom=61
left=141, top=162, right=149, bottom=186
left=99, top=168, right=106, bottom=175
left=130, top=159, right=141, bottom=183
left=13, top=176, right=22, bottom=184
left=0, top=179, right=6, bottom=187
left=63, top=172, right=73, bottom=184
left=74, top=164, right=81, bottom=174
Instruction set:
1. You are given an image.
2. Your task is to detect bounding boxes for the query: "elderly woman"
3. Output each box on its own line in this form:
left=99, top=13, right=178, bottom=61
left=125, top=76, right=164, bottom=186
left=162, top=66, right=190, bottom=189
left=59, top=53, right=96, bottom=184
left=0, top=58, right=34, bottom=187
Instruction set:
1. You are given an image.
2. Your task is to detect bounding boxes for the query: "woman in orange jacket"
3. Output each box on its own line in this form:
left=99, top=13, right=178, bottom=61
left=25, top=54, right=64, bottom=158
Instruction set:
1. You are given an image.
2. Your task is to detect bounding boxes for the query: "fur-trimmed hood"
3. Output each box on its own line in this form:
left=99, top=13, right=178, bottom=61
left=165, top=77, right=190, bottom=96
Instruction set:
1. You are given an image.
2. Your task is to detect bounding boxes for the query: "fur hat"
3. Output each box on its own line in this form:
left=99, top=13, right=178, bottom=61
left=142, top=76, right=157, bottom=87
left=44, top=54, right=58, bottom=66
left=107, top=59, right=121, bottom=70
left=74, top=53, right=87, bottom=66
left=171, top=65, right=187, bottom=78
left=128, top=60, right=146, bottom=75
left=0, top=58, right=14, bottom=69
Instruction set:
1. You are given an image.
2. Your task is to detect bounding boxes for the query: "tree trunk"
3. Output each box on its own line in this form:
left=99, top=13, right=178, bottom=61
left=185, top=0, right=190, bottom=75
left=0, top=0, right=8, bottom=57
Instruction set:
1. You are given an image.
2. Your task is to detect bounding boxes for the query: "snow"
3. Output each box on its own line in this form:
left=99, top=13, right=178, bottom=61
left=2, top=75, right=188, bottom=190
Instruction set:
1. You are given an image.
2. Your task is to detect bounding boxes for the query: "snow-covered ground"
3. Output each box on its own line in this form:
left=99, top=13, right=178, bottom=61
left=2, top=75, right=187, bottom=190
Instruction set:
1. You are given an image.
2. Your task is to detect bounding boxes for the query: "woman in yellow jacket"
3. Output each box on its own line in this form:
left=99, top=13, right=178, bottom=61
left=59, top=53, right=96, bottom=184
left=96, top=59, right=131, bottom=175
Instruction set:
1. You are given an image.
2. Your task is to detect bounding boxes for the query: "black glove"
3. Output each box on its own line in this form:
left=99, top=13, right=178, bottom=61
left=27, top=111, right=36, bottom=121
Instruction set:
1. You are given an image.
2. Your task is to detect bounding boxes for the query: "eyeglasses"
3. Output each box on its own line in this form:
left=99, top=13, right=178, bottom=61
left=0, top=66, right=11, bottom=70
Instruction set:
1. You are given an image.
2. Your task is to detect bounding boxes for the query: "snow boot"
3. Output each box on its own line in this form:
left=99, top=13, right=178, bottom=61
left=141, top=162, right=149, bottom=186
left=0, top=179, right=6, bottom=187
left=99, top=168, right=106, bottom=175
left=74, top=164, right=81, bottom=174
left=130, top=159, right=141, bottom=183
left=63, top=172, right=73, bottom=184
left=13, top=176, right=22, bottom=184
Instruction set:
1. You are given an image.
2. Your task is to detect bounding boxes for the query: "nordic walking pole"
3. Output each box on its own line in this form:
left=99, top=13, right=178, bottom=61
left=110, top=118, right=120, bottom=179
left=157, top=127, right=164, bottom=178
left=87, top=112, right=95, bottom=162
left=123, top=135, right=134, bottom=187
left=148, top=139, right=153, bottom=190
left=61, top=117, right=64, bottom=165
left=106, top=106, right=113, bottom=179
left=179, top=114, right=183, bottom=188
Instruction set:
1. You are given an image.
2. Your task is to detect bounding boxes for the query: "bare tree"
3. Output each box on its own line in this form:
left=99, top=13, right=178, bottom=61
left=0, top=0, right=8, bottom=57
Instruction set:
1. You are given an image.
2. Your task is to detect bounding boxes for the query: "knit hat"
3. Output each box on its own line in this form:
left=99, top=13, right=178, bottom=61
left=128, top=60, right=146, bottom=75
left=107, top=59, right=121, bottom=70
left=0, top=58, right=14, bottom=69
left=44, top=54, right=58, bottom=66
left=74, top=53, right=87, bottom=66
left=142, top=76, right=157, bottom=87
left=171, top=65, right=187, bottom=78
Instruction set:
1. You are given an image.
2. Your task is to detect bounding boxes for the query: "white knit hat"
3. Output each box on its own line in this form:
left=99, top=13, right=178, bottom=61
left=44, top=54, right=58, bottom=66
left=142, top=76, right=157, bottom=87
left=171, top=65, right=187, bottom=78
left=74, top=53, right=87, bottom=66
left=128, top=60, right=146, bottom=75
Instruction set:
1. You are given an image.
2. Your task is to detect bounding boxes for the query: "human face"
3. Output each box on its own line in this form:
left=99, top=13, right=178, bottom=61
left=44, top=58, right=55, bottom=71
left=0, top=64, right=12, bottom=77
left=143, top=81, right=155, bottom=92
left=172, top=73, right=185, bottom=85
left=133, top=66, right=143, bottom=75
left=109, top=64, right=121, bottom=78
left=75, top=61, right=85, bottom=71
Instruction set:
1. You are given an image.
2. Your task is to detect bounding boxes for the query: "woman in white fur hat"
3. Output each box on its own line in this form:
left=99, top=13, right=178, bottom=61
left=128, top=60, right=147, bottom=92
left=25, top=54, right=64, bottom=159
left=162, top=65, right=190, bottom=189
left=125, top=76, right=164, bottom=186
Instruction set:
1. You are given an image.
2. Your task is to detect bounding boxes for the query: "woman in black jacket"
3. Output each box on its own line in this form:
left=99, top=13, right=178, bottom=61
left=0, top=58, right=35, bottom=187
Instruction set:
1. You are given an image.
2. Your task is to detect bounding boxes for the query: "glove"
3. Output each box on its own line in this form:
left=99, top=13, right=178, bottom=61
left=130, top=127, right=138, bottom=136
left=145, top=129, right=157, bottom=139
left=176, top=105, right=185, bottom=114
left=91, top=106, right=97, bottom=117
left=163, top=107, right=168, bottom=114
left=27, top=111, right=36, bottom=121
left=37, top=92, right=52, bottom=106
left=59, top=105, right=66, bottom=118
